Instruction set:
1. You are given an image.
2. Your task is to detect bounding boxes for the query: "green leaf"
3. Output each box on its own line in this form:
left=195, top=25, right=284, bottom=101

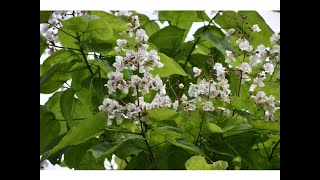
left=114, top=156, right=129, bottom=170
left=83, top=17, right=113, bottom=42
left=249, top=120, right=280, bottom=132
left=146, top=108, right=179, bottom=121
left=188, top=54, right=211, bottom=77
left=58, top=27, right=79, bottom=49
left=227, top=71, right=240, bottom=95
left=40, top=60, right=79, bottom=94
left=214, top=11, right=238, bottom=30
left=41, top=49, right=80, bottom=75
left=149, top=25, right=185, bottom=57
left=44, top=91, right=93, bottom=128
left=215, top=11, right=274, bottom=47
left=204, top=119, right=224, bottom=134
left=40, top=106, right=60, bottom=153
left=225, top=131, right=259, bottom=156
left=135, top=13, right=160, bottom=37
left=158, top=11, right=209, bottom=38
left=165, top=137, right=203, bottom=155
left=47, top=111, right=108, bottom=157
left=40, top=11, right=52, bottom=23
left=40, top=33, right=47, bottom=57
left=62, top=16, right=91, bottom=32
left=78, top=151, right=106, bottom=170
left=76, top=88, right=104, bottom=114
left=165, top=146, right=192, bottom=169
left=173, top=41, right=194, bottom=60
left=59, top=15, right=113, bottom=48
left=205, top=134, right=235, bottom=157
left=88, top=11, right=128, bottom=32
left=91, top=134, right=146, bottom=160
left=64, top=138, right=104, bottom=170
left=60, top=88, right=76, bottom=129
left=125, top=151, right=152, bottom=170
left=230, top=96, right=257, bottom=113
left=246, top=149, right=272, bottom=169
left=238, top=11, right=275, bottom=47
left=195, top=26, right=234, bottom=52
left=44, top=92, right=64, bottom=119
left=41, top=132, right=67, bottom=156
left=83, top=42, right=112, bottom=55
left=151, top=53, right=188, bottom=77
left=92, top=77, right=107, bottom=96
left=255, top=82, right=280, bottom=100
left=185, top=156, right=228, bottom=170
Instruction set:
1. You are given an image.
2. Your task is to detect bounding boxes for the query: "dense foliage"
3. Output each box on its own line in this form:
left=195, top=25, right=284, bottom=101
left=40, top=10, right=280, bottom=170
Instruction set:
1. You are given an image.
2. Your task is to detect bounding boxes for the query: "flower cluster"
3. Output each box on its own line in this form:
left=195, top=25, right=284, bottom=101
left=177, top=62, right=232, bottom=114
left=223, top=24, right=280, bottom=120
left=251, top=91, right=280, bottom=120
left=99, top=12, right=176, bottom=126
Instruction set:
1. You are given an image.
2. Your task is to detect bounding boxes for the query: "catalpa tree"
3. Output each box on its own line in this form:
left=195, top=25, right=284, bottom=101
left=40, top=10, right=280, bottom=170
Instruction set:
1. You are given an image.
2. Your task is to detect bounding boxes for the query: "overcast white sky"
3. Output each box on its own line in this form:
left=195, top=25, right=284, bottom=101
left=40, top=10, right=279, bottom=105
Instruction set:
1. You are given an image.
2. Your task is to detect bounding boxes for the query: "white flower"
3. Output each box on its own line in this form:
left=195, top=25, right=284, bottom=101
left=213, top=63, right=227, bottom=79
left=188, top=83, right=197, bottom=97
left=193, top=67, right=202, bottom=77
left=99, top=98, right=123, bottom=125
left=240, top=62, right=252, bottom=74
left=114, top=39, right=128, bottom=52
left=178, top=83, right=184, bottom=89
left=218, top=78, right=230, bottom=90
left=106, top=71, right=124, bottom=94
left=249, top=53, right=262, bottom=66
left=115, top=10, right=132, bottom=17
left=140, top=44, right=149, bottom=51
left=219, top=90, right=230, bottom=103
left=117, top=80, right=129, bottom=94
left=126, top=103, right=141, bottom=119
left=225, top=50, right=235, bottom=63
left=266, top=95, right=276, bottom=106
left=263, top=63, right=274, bottom=74
left=130, top=75, right=141, bottom=88
left=40, top=24, right=51, bottom=33
left=251, top=24, right=261, bottom=32
left=181, top=94, right=188, bottom=102
left=113, top=56, right=124, bottom=71
left=256, top=44, right=269, bottom=61
left=251, top=91, right=267, bottom=104
left=270, top=45, right=280, bottom=55
left=172, top=100, right=179, bottom=110
left=202, top=101, right=214, bottom=111
left=160, top=85, right=167, bottom=96
left=108, top=71, right=123, bottom=81
left=236, top=39, right=253, bottom=52
left=131, top=15, right=140, bottom=28
left=150, top=75, right=163, bottom=91
left=254, top=72, right=266, bottom=87
left=149, top=92, right=172, bottom=109
left=105, top=80, right=117, bottom=94
left=270, top=33, right=280, bottom=45
left=227, top=28, right=236, bottom=36
left=249, top=84, right=257, bottom=93
left=218, top=107, right=231, bottom=116
left=135, top=29, right=149, bottom=42
left=186, top=103, right=196, bottom=111
left=146, top=50, right=163, bottom=69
